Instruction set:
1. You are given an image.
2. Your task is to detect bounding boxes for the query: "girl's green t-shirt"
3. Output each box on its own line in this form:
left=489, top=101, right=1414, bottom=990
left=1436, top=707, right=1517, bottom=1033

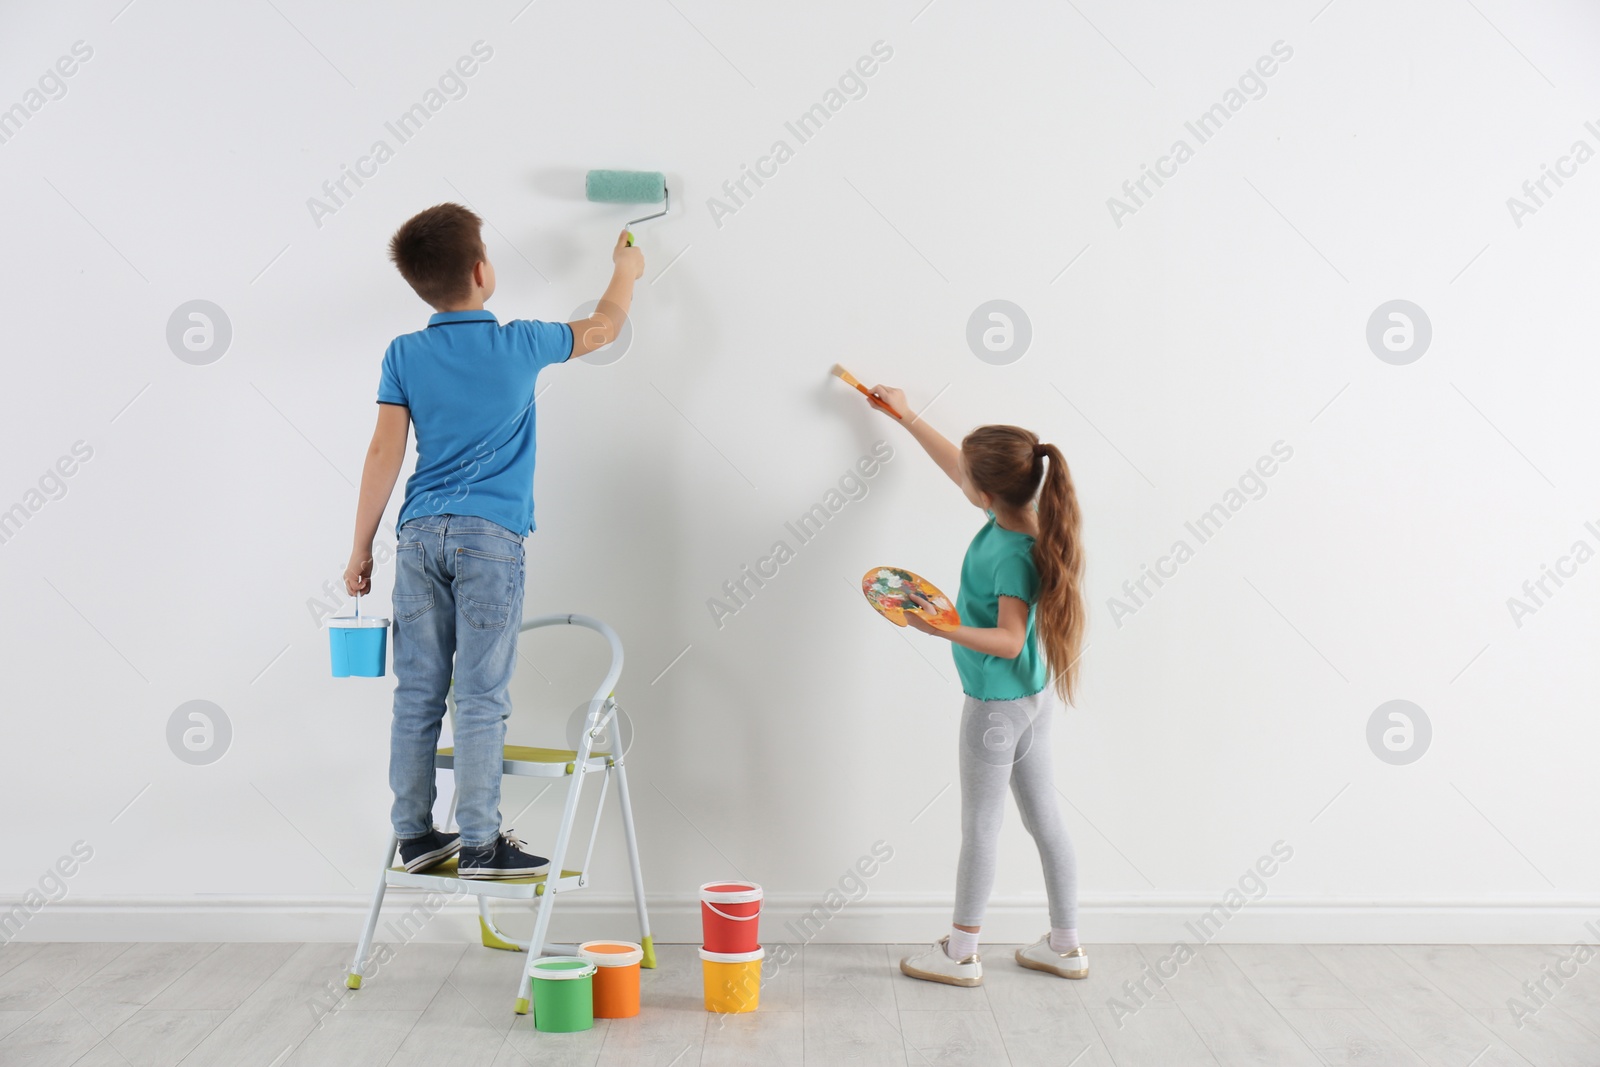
left=952, top=513, right=1047, bottom=701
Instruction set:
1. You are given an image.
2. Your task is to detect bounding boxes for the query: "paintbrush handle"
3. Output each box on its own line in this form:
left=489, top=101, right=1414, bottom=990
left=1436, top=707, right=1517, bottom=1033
left=851, top=381, right=902, bottom=418
left=835, top=366, right=903, bottom=418
left=864, top=391, right=901, bottom=418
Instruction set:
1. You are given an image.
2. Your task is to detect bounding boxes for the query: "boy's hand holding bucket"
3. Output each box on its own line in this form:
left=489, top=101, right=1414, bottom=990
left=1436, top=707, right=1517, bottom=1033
left=344, top=549, right=373, bottom=596
left=328, top=592, right=390, bottom=678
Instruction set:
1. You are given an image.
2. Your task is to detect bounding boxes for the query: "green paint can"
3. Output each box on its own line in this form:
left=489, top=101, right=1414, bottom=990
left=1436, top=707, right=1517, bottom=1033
left=531, top=956, right=596, bottom=1033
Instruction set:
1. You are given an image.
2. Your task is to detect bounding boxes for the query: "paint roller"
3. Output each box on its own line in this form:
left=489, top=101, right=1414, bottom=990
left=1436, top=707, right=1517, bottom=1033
left=585, top=169, right=669, bottom=247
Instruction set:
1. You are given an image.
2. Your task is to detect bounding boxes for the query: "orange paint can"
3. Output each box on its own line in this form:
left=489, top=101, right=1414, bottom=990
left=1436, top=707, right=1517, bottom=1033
left=578, top=940, right=644, bottom=1018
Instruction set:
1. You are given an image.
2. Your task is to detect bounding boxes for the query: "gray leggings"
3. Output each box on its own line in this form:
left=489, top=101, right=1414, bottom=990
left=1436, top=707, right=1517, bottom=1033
left=954, top=689, right=1078, bottom=930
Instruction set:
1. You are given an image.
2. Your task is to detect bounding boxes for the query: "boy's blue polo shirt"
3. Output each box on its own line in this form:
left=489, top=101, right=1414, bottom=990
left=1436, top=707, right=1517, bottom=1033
left=378, top=310, right=573, bottom=537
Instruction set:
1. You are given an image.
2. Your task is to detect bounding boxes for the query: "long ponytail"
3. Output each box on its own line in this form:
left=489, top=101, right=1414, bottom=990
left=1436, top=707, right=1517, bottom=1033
left=961, top=426, right=1087, bottom=704
left=1031, top=442, right=1086, bottom=704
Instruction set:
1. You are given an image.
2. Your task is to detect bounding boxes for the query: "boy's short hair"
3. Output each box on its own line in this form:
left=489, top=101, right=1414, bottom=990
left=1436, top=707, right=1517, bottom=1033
left=388, top=203, right=485, bottom=308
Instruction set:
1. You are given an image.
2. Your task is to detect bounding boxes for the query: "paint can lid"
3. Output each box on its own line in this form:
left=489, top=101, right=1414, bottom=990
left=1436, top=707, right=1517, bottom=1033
left=699, top=947, right=764, bottom=964
left=579, top=940, right=644, bottom=967
left=700, top=881, right=763, bottom=904
left=530, top=956, right=596, bottom=980
left=328, top=615, right=390, bottom=628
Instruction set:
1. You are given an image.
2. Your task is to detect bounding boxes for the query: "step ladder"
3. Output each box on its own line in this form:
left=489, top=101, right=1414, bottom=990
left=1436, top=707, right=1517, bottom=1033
left=347, top=613, right=655, bottom=1014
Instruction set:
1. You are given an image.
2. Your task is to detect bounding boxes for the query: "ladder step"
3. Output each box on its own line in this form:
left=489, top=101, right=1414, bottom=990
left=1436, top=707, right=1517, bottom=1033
left=436, top=745, right=610, bottom=779
left=386, top=857, right=584, bottom=899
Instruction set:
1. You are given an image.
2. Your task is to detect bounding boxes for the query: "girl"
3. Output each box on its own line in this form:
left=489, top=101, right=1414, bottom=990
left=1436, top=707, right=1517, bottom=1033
left=870, top=384, right=1088, bottom=987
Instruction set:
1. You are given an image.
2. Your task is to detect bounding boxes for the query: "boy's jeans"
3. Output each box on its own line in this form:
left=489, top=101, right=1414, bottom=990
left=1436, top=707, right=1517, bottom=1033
left=390, top=514, right=525, bottom=849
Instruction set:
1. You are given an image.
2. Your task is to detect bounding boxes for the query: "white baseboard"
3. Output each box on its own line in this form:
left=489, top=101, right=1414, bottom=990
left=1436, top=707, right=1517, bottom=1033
left=9, top=893, right=1600, bottom=945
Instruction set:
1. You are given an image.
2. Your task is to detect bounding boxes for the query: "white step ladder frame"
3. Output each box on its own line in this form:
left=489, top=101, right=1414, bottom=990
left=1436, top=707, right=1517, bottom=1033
left=345, top=613, right=655, bottom=1015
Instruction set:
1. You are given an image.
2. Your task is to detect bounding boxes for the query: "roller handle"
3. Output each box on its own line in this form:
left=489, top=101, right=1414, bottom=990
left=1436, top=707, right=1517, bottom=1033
left=623, top=186, right=669, bottom=249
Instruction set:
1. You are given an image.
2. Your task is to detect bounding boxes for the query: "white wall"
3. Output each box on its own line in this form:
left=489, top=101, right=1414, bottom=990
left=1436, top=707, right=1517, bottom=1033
left=4, top=0, right=1600, bottom=946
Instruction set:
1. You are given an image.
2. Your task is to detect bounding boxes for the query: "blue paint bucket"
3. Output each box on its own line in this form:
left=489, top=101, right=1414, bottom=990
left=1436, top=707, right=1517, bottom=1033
left=329, top=597, right=389, bottom=677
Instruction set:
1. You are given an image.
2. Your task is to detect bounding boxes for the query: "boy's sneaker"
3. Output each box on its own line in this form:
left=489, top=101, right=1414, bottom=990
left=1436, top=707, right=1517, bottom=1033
left=900, top=936, right=983, bottom=987
left=1016, top=936, right=1089, bottom=978
left=457, top=831, right=550, bottom=880
left=397, top=828, right=460, bottom=873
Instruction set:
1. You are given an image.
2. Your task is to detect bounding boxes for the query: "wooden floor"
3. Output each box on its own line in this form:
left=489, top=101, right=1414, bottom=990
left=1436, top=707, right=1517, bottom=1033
left=2, top=940, right=1597, bottom=1066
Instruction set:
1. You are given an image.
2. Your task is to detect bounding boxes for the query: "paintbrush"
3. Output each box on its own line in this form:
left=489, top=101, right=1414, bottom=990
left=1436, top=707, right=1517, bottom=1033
left=830, top=364, right=901, bottom=418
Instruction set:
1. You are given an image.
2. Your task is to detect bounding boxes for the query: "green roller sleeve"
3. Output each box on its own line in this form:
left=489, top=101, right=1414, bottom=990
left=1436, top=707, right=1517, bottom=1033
left=585, top=170, right=668, bottom=204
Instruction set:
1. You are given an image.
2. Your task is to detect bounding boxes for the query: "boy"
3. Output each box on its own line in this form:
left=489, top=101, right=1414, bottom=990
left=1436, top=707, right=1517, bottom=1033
left=343, top=203, right=643, bottom=878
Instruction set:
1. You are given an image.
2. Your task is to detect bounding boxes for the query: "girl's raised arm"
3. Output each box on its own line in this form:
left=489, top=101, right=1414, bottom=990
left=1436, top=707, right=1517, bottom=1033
left=870, top=384, right=966, bottom=491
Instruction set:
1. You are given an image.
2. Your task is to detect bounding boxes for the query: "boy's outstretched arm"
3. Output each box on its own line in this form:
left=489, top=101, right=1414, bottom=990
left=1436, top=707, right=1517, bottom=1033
left=344, top=403, right=411, bottom=596
left=870, top=384, right=965, bottom=489
left=568, top=231, right=645, bottom=358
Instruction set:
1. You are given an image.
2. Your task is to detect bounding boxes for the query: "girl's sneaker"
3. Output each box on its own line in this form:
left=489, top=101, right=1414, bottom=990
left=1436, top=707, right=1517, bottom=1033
left=900, top=936, right=983, bottom=987
left=398, top=828, right=460, bottom=873
left=1016, top=936, right=1089, bottom=978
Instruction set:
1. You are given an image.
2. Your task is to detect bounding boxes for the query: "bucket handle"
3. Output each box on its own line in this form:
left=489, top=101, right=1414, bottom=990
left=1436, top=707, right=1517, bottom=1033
left=704, top=902, right=760, bottom=923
